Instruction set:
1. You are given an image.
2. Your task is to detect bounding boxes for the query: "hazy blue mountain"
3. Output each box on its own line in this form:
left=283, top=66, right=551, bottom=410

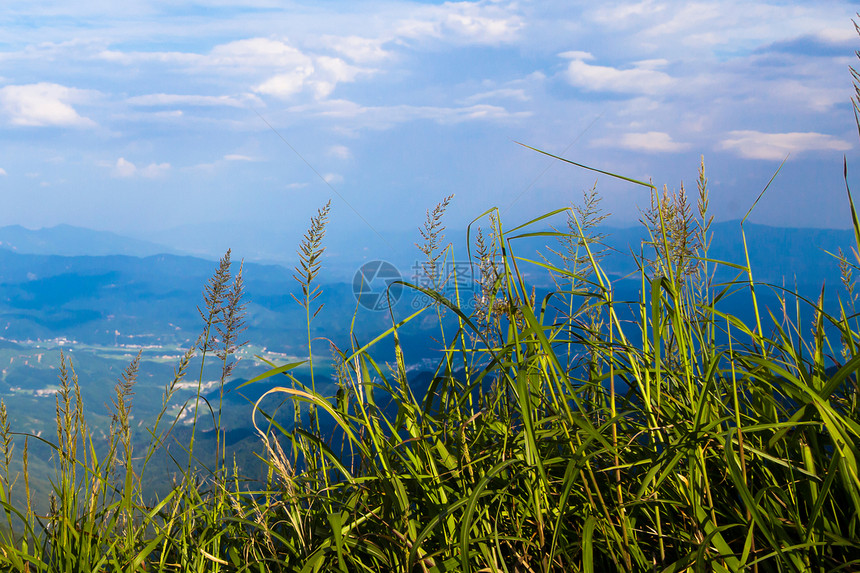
left=0, top=248, right=432, bottom=358
left=0, top=221, right=855, bottom=497
left=140, top=218, right=858, bottom=289
left=709, top=222, right=853, bottom=287
left=0, top=224, right=178, bottom=257
left=5, top=220, right=853, bottom=291
left=0, top=221, right=853, bottom=354
left=147, top=220, right=402, bottom=279
left=504, top=221, right=855, bottom=292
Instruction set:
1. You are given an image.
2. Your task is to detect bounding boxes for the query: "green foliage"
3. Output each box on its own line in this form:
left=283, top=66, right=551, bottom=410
left=1, top=161, right=859, bottom=570
left=0, top=31, right=858, bottom=573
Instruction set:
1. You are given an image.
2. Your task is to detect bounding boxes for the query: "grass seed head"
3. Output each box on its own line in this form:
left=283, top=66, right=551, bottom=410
left=293, top=200, right=332, bottom=310
left=416, top=193, right=454, bottom=293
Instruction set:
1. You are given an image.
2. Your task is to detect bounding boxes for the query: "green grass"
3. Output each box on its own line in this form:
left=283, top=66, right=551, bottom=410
left=0, top=161, right=856, bottom=571
left=0, top=32, right=858, bottom=573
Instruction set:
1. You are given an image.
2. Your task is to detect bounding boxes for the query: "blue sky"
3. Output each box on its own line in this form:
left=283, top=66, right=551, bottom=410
left=0, top=0, right=857, bottom=260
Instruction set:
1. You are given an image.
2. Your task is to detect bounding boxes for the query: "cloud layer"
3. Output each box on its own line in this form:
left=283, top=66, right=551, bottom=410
left=0, top=0, right=855, bottom=235
left=0, top=83, right=96, bottom=127
left=113, top=158, right=171, bottom=178
left=718, top=131, right=853, bottom=160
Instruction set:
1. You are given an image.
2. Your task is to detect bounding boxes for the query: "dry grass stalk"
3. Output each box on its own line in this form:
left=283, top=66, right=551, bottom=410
left=0, top=401, right=12, bottom=492
left=199, top=249, right=234, bottom=353
left=216, top=262, right=248, bottom=383
left=111, top=350, right=140, bottom=467
left=292, top=200, right=332, bottom=319
left=641, top=181, right=700, bottom=284
left=416, top=193, right=454, bottom=293
left=472, top=221, right=502, bottom=339
left=553, top=182, right=610, bottom=283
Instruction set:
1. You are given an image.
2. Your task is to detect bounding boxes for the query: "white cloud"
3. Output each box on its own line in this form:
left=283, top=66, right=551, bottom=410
left=189, top=155, right=257, bottom=171
left=112, top=157, right=171, bottom=178
left=253, top=53, right=372, bottom=100
left=717, top=130, right=852, bottom=160
left=460, top=88, right=529, bottom=104
left=561, top=54, right=675, bottom=95
left=114, top=158, right=137, bottom=178
left=104, top=37, right=360, bottom=101
left=229, top=40, right=375, bottom=99
left=323, top=173, right=344, bottom=184
left=0, top=1, right=852, bottom=233
left=396, top=20, right=438, bottom=39
left=100, top=38, right=316, bottom=76
left=140, top=163, right=171, bottom=177
left=445, top=11, right=520, bottom=42
left=209, top=38, right=311, bottom=70
left=558, top=51, right=594, bottom=61
left=770, top=79, right=845, bottom=113
left=634, top=59, right=670, bottom=70
left=396, top=1, right=523, bottom=45
left=0, top=168, right=6, bottom=176
left=316, top=56, right=365, bottom=83
left=592, top=1, right=668, bottom=23
left=255, top=68, right=315, bottom=98
left=439, top=103, right=529, bottom=123
left=642, top=3, right=722, bottom=37
left=321, top=35, right=391, bottom=63
left=294, top=99, right=531, bottom=128
left=293, top=98, right=363, bottom=118
left=309, top=56, right=370, bottom=98
left=127, top=94, right=246, bottom=107
left=585, top=0, right=855, bottom=57
left=814, top=27, right=857, bottom=44
left=0, top=83, right=96, bottom=127
left=594, top=131, right=689, bottom=153
left=328, top=145, right=352, bottom=159
left=97, top=49, right=200, bottom=66
left=99, top=33, right=377, bottom=105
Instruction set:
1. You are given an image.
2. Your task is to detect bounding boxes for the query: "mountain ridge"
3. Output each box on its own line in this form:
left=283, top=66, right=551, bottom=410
left=0, top=224, right=180, bottom=258
left=0, top=220, right=854, bottom=289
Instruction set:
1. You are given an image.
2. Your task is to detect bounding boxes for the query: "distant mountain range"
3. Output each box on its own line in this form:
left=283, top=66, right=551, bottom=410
left=0, top=221, right=855, bottom=495
left=0, top=224, right=179, bottom=258
left=151, top=219, right=860, bottom=288
left=595, top=222, right=855, bottom=289
left=0, top=249, right=435, bottom=361
left=0, top=221, right=854, bottom=333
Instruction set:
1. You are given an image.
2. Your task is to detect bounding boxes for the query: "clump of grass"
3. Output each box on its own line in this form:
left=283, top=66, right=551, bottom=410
left=0, top=169, right=859, bottom=571
left=550, top=182, right=610, bottom=283
left=0, top=251, right=257, bottom=571
left=292, top=199, right=332, bottom=334
left=472, top=215, right=503, bottom=343
left=235, top=139, right=858, bottom=571
left=416, top=193, right=454, bottom=294
left=189, top=249, right=234, bottom=465
left=0, top=29, right=857, bottom=573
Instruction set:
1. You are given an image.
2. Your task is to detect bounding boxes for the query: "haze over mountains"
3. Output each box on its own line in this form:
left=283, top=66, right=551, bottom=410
left=0, top=219, right=851, bottom=356
left=0, top=220, right=853, bottom=490
left=0, top=224, right=178, bottom=258
left=0, top=221, right=852, bottom=288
